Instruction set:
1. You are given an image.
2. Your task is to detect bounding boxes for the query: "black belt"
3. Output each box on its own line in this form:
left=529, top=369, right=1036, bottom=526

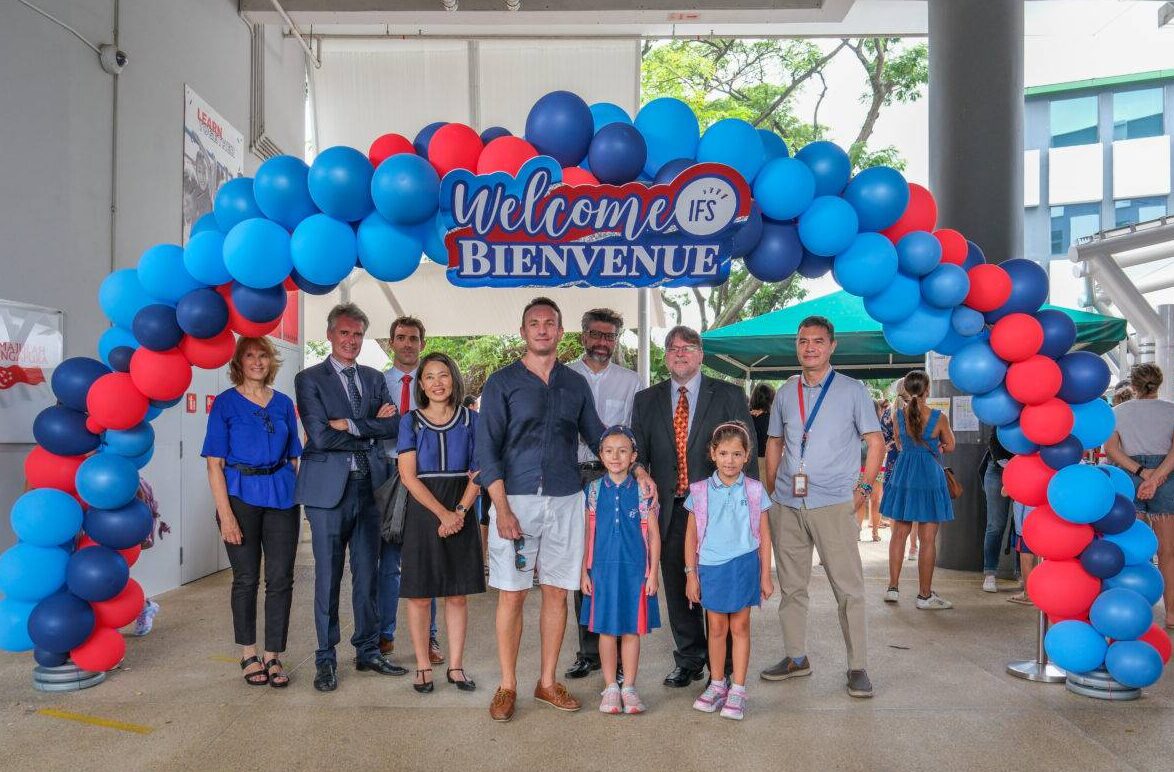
left=231, top=462, right=287, bottom=476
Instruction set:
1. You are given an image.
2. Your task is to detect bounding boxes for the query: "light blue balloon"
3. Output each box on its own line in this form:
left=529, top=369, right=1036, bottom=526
left=254, top=154, right=318, bottom=230
left=11, top=489, right=83, bottom=547
left=696, top=118, right=767, bottom=184
left=139, top=243, right=205, bottom=304
left=291, top=214, right=358, bottom=285
left=864, top=272, right=920, bottom=324
left=635, top=98, right=700, bottom=178
left=98, top=269, right=153, bottom=329
left=795, top=141, right=851, bottom=196
left=308, top=146, right=376, bottom=223
left=797, top=196, right=859, bottom=257
left=1106, top=640, right=1164, bottom=688
left=752, top=158, right=815, bottom=221
left=1090, top=587, right=1153, bottom=641
left=590, top=102, right=631, bottom=133
left=214, top=177, right=264, bottom=231
left=357, top=212, right=422, bottom=281
left=948, top=340, right=1007, bottom=395
left=933, top=327, right=980, bottom=356
left=1048, top=464, right=1116, bottom=524
left=1101, top=465, right=1135, bottom=500
left=757, top=129, right=789, bottom=160
left=952, top=306, right=986, bottom=337
left=1071, top=398, right=1115, bottom=450
left=1044, top=620, right=1108, bottom=675
left=75, top=453, right=139, bottom=510
left=0, top=544, right=69, bottom=602
left=882, top=304, right=951, bottom=356
left=97, top=327, right=138, bottom=368
left=833, top=233, right=898, bottom=297
left=412, top=214, right=448, bottom=266
left=103, top=422, right=155, bottom=458
left=842, top=166, right=909, bottom=232
left=896, top=231, right=942, bottom=277
left=190, top=211, right=220, bottom=237
left=1105, top=562, right=1164, bottom=606
left=0, top=598, right=36, bottom=652
left=127, top=445, right=155, bottom=470
left=370, top=153, right=440, bottom=226
left=183, top=231, right=231, bottom=286
left=972, top=385, right=1022, bottom=427
left=997, top=421, right=1039, bottom=455
left=1104, top=520, right=1159, bottom=565
left=223, top=218, right=292, bottom=289
left=921, top=263, right=970, bottom=309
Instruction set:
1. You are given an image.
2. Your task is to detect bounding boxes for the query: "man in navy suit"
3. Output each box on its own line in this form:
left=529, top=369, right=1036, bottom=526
left=295, top=303, right=406, bottom=692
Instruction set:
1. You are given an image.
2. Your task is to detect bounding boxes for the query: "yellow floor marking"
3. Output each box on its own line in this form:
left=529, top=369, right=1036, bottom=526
left=36, top=708, right=153, bottom=735
left=209, top=655, right=239, bottom=664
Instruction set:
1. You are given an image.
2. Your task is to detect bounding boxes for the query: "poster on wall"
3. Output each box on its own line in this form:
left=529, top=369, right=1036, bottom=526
left=182, top=85, right=244, bottom=244
left=0, top=300, right=63, bottom=443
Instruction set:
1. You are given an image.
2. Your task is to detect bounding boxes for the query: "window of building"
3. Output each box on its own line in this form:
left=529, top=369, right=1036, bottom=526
left=1051, top=203, right=1101, bottom=254
left=1050, top=96, right=1099, bottom=148
left=1115, top=197, right=1169, bottom=227
left=1113, top=88, right=1164, bottom=141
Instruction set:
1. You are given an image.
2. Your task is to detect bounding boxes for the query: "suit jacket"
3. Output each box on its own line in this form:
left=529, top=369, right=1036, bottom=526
left=294, top=360, right=399, bottom=510
left=631, top=375, right=758, bottom=532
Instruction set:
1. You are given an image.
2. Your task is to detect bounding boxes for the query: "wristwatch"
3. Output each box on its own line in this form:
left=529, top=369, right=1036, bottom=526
left=455, top=504, right=467, bottom=514
left=1134, top=464, right=1145, bottom=476
left=856, top=482, right=874, bottom=495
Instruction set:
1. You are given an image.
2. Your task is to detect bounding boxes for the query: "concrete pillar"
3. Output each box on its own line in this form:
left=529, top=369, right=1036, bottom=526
left=928, top=0, right=1025, bottom=571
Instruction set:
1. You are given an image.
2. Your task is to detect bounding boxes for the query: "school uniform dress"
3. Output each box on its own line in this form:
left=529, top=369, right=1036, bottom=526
left=880, top=410, right=953, bottom=524
left=686, top=473, right=765, bottom=614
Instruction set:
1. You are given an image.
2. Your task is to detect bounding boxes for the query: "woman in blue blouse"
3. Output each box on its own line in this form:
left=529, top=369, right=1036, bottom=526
left=397, top=352, right=485, bottom=694
left=203, top=337, right=301, bottom=688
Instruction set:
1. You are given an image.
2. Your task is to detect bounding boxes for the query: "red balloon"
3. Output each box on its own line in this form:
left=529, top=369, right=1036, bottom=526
left=881, top=183, right=937, bottom=243
left=368, top=133, right=415, bottom=168
left=226, top=295, right=280, bottom=337
left=1003, top=453, right=1055, bottom=507
left=179, top=329, right=236, bottom=369
left=428, top=123, right=484, bottom=178
left=91, top=578, right=145, bottom=629
left=70, top=626, right=126, bottom=672
left=1022, top=504, right=1093, bottom=559
left=78, top=535, right=140, bottom=566
left=1026, top=559, right=1101, bottom=619
left=85, top=417, right=104, bottom=434
left=1006, top=355, right=1062, bottom=406
left=86, top=373, right=148, bottom=431
left=1020, top=398, right=1075, bottom=446
left=964, top=264, right=1013, bottom=312
left=130, top=347, right=193, bottom=401
left=1139, top=624, right=1172, bottom=664
left=25, top=446, right=85, bottom=495
left=476, top=136, right=539, bottom=176
left=990, top=313, right=1044, bottom=362
left=561, top=167, right=599, bottom=186
left=934, top=228, right=968, bottom=265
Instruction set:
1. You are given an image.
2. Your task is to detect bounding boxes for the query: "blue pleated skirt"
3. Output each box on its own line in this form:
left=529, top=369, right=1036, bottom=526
left=698, top=549, right=761, bottom=614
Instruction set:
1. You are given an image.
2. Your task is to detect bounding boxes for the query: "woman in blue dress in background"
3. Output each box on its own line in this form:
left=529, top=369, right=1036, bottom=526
left=880, top=370, right=955, bottom=611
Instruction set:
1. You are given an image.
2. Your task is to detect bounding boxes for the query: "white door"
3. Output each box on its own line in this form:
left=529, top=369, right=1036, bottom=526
left=180, top=364, right=226, bottom=584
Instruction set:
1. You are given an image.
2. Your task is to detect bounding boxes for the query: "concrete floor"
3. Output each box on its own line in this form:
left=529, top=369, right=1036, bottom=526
left=2, top=526, right=1173, bottom=772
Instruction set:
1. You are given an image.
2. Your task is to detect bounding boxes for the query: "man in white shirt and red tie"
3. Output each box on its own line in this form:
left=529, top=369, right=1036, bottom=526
left=379, top=316, right=442, bottom=665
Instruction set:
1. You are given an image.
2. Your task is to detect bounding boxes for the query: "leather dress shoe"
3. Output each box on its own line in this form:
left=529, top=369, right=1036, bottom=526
left=355, top=654, right=408, bottom=676
left=564, top=656, right=600, bottom=679
left=313, top=663, right=337, bottom=692
left=663, top=665, right=705, bottom=688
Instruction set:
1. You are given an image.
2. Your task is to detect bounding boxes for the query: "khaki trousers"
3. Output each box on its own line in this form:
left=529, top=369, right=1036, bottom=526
left=769, top=501, right=868, bottom=670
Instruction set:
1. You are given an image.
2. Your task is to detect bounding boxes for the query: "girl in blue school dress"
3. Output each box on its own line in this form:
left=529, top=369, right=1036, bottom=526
left=579, top=426, right=661, bottom=716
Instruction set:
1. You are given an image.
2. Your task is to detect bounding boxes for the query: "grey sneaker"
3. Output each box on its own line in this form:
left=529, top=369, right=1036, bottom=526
left=846, top=669, right=873, bottom=698
left=760, top=656, right=812, bottom=681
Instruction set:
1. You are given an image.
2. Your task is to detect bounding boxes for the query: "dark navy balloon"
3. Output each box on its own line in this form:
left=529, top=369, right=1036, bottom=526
left=132, top=304, right=183, bottom=352
left=1036, top=309, right=1077, bottom=359
left=27, top=592, right=95, bottom=653
left=1093, top=494, right=1139, bottom=536
left=731, top=204, right=764, bottom=258
left=231, top=282, right=287, bottom=323
left=1057, top=351, right=1112, bottom=404
left=413, top=121, right=447, bottom=157
left=51, top=357, right=111, bottom=412
left=107, top=346, right=134, bottom=373
left=33, top=406, right=100, bottom=457
left=175, top=287, right=229, bottom=339
left=1079, top=539, right=1125, bottom=579
left=1039, top=434, right=1084, bottom=471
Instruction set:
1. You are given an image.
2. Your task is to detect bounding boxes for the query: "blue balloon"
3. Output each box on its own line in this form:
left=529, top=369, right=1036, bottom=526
left=652, top=158, right=695, bottom=185
left=182, top=231, right=231, bottom=287
left=1071, top=398, right=1115, bottom=450
left=997, top=421, right=1039, bottom=455
left=126, top=444, right=155, bottom=470
left=951, top=306, right=986, bottom=337
left=27, top=591, right=95, bottom=653
left=794, top=141, right=851, bottom=196
left=834, top=233, right=898, bottom=297
left=1106, top=640, right=1164, bottom=688
left=411, top=214, right=448, bottom=266
left=986, top=258, right=1049, bottom=323
left=190, top=211, right=220, bottom=237
left=0, top=599, right=36, bottom=652
left=864, top=271, right=921, bottom=324
left=84, top=500, right=153, bottom=550
left=1036, top=309, right=1078, bottom=359
left=175, top=287, right=228, bottom=339
left=1044, top=620, right=1108, bottom=675
left=635, top=98, right=700, bottom=178
left=753, top=158, right=815, bottom=221
left=1090, top=587, right=1153, bottom=641
left=66, top=545, right=129, bottom=603
left=33, top=405, right=99, bottom=457
left=151, top=395, right=182, bottom=410
left=98, top=327, right=138, bottom=370
left=589, top=102, right=631, bottom=133
left=11, top=489, right=83, bottom=547
left=744, top=221, right=803, bottom=282
left=98, top=269, right=153, bottom=329
left=883, top=304, right=952, bottom=356
left=414, top=121, right=447, bottom=156
left=796, top=249, right=834, bottom=279
left=1057, top=351, right=1111, bottom=404
left=757, top=129, right=789, bottom=160
left=231, top=282, right=287, bottom=323
left=948, top=340, right=1008, bottom=395
left=1080, top=539, right=1126, bottom=579
left=308, top=146, right=375, bottom=222
left=525, top=90, right=594, bottom=167
left=371, top=153, right=440, bottom=226
left=214, top=177, right=264, bottom=232
left=107, top=347, right=134, bottom=373
left=696, top=118, right=766, bottom=183
left=75, top=453, right=139, bottom=510
left=290, top=269, right=337, bottom=296
left=921, top=263, right=970, bottom=308
left=289, top=214, right=357, bottom=286
left=479, top=126, right=511, bottom=144
left=588, top=123, right=647, bottom=185
left=34, top=648, right=69, bottom=667
left=896, top=231, right=942, bottom=276
left=933, top=328, right=982, bottom=356
left=357, top=212, right=422, bottom=282
left=1049, top=464, right=1116, bottom=524
left=104, top=422, right=154, bottom=458
left=961, top=240, right=987, bottom=271
left=731, top=204, right=763, bottom=258
left=972, top=386, right=1022, bottom=427
left=254, top=154, right=318, bottom=230
left=1094, top=494, right=1139, bottom=535
left=797, top=196, right=858, bottom=257
left=223, top=218, right=292, bottom=289
left=132, top=304, right=183, bottom=352
left=1100, top=465, right=1136, bottom=500
left=842, top=166, right=909, bottom=232
left=1104, top=520, right=1159, bottom=565
left=0, top=544, right=69, bottom=602
left=1040, top=434, right=1085, bottom=470
left=1105, top=563, right=1164, bottom=606
left=51, top=357, right=110, bottom=413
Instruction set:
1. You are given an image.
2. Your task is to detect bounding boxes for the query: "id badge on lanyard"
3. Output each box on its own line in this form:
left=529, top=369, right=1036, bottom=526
left=794, top=372, right=835, bottom=498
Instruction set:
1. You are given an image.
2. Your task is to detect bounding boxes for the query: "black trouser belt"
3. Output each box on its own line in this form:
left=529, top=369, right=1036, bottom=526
left=231, top=462, right=287, bottom=476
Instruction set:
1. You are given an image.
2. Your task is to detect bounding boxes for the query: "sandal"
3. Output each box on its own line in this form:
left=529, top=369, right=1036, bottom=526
left=446, top=667, right=477, bottom=692
left=413, top=668, right=434, bottom=694
left=240, top=655, right=269, bottom=686
left=264, top=657, right=289, bottom=688
left=1008, top=592, right=1033, bottom=605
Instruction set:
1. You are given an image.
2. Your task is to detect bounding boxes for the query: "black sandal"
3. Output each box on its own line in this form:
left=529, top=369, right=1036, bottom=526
left=264, top=657, right=289, bottom=688
left=240, top=655, right=269, bottom=686
left=446, top=668, right=477, bottom=692
left=413, top=668, right=434, bottom=694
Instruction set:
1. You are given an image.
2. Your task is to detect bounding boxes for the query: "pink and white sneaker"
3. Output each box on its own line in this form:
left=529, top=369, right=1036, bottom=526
left=599, top=683, right=622, bottom=714
left=620, top=686, right=645, bottom=714
left=692, top=680, right=728, bottom=713
left=720, top=685, right=747, bottom=720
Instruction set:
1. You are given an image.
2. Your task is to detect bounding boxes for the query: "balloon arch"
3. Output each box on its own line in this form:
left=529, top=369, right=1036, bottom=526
left=0, top=90, right=1168, bottom=688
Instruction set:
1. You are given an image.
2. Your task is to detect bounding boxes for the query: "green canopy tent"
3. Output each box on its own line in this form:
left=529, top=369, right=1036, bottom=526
left=701, top=291, right=1128, bottom=381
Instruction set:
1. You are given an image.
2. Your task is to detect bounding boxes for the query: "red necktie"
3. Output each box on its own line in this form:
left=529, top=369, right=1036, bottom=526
left=400, top=374, right=412, bottom=415
left=674, top=386, right=689, bottom=496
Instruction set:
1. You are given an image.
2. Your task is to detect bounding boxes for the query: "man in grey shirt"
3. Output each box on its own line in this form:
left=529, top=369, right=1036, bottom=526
left=759, top=315, right=884, bottom=698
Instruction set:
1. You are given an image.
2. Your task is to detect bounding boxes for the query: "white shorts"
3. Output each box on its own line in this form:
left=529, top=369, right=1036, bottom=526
left=488, top=493, right=585, bottom=592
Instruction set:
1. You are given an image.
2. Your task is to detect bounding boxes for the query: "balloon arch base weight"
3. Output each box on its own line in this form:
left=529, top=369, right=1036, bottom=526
left=32, top=663, right=107, bottom=692
left=1064, top=669, right=1141, bottom=701
left=1006, top=659, right=1066, bottom=683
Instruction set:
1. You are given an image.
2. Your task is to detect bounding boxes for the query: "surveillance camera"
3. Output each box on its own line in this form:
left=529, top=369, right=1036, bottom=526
left=99, top=44, right=128, bottom=75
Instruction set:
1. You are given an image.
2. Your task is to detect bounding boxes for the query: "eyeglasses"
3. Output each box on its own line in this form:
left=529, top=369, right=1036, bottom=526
left=513, top=535, right=531, bottom=571
left=667, top=345, right=701, bottom=355
left=253, top=410, right=274, bottom=433
left=585, top=330, right=618, bottom=342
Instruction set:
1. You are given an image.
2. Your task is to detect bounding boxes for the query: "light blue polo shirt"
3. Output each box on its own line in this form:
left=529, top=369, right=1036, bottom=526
left=768, top=369, right=881, bottom=509
left=685, top=472, right=758, bottom=566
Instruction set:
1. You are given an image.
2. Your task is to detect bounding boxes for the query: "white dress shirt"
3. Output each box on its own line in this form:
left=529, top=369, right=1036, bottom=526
left=568, top=358, right=640, bottom=463
left=383, top=364, right=418, bottom=458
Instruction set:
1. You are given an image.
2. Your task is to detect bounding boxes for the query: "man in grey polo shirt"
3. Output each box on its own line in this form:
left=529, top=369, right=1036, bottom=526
left=759, top=315, right=884, bottom=698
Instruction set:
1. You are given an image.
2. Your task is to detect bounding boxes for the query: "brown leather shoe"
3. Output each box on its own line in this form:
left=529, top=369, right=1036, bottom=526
left=533, top=680, right=581, bottom=712
left=379, top=637, right=394, bottom=655
left=489, top=687, right=517, bottom=722
left=429, top=637, right=445, bottom=665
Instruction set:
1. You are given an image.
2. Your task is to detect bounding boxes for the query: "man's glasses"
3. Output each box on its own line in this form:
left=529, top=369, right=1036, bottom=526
left=667, top=344, right=701, bottom=355
left=513, top=535, right=530, bottom=571
left=585, top=330, right=618, bottom=342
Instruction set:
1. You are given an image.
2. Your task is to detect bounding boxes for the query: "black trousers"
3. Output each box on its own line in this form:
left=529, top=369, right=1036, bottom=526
left=574, top=465, right=607, bottom=664
left=662, top=499, right=709, bottom=671
left=223, top=496, right=300, bottom=652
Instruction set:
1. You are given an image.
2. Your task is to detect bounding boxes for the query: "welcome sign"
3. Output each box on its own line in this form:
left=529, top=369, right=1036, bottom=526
left=439, top=157, right=753, bottom=288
